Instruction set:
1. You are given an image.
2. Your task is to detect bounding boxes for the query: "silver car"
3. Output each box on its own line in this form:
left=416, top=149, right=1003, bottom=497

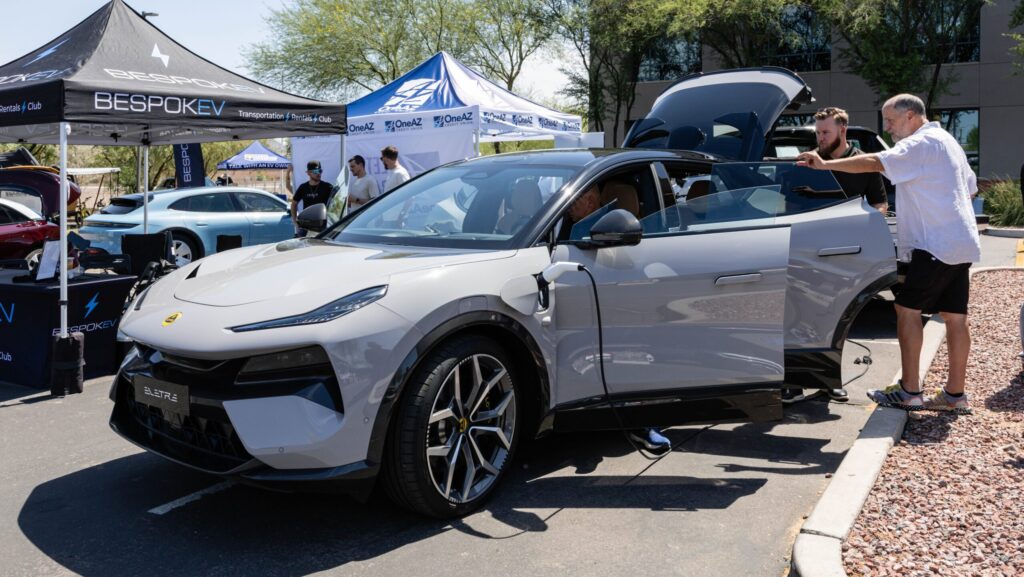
left=110, top=69, right=896, bottom=517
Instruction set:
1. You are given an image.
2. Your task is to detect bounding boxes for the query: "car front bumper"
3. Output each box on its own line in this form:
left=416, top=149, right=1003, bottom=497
left=108, top=343, right=379, bottom=498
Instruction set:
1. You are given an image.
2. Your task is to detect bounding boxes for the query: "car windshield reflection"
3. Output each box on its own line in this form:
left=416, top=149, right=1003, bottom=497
left=326, top=162, right=582, bottom=249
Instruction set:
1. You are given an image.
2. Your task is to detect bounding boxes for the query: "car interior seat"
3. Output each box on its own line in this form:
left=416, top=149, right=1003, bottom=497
left=599, top=181, right=640, bottom=217
left=686, top=179, right=711, bottom=201
left=495, top=180, right=543, bottom=235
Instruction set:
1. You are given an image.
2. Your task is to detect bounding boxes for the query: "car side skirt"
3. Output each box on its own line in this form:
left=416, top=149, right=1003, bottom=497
left=550, top=383, right=782, bottom=433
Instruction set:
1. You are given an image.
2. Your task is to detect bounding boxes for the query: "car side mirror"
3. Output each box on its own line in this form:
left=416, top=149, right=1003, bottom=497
left=587, top=209, right=642, bottom=248
left=297, top=203, right=327, bottom=232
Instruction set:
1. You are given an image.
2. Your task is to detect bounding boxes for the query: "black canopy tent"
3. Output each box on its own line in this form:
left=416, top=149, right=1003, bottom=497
left=0, top=0, right=345, bottom=339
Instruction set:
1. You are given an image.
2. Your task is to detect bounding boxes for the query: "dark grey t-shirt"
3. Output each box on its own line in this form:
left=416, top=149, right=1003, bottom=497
left=821, top=145, right=887, bottom=207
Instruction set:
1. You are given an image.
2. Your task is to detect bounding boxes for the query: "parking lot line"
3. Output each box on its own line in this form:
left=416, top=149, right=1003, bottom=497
left=147, top=481, right=236, bottom=516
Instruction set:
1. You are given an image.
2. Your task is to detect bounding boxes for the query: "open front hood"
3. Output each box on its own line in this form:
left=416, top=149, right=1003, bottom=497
left=172, top=239, right=513, bottom=307
left=624, top=67, right=813, bottom=161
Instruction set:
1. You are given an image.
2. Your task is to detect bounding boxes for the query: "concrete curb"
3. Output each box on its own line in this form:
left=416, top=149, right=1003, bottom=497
left=983, top=227, right=1024, bottom=238
left=792, top=266, right=1022, bottom=577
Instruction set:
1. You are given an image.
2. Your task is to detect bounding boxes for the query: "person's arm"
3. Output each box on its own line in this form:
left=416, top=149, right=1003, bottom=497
left=797, top=150, right=884, bottom=173
left=864, top=172, right=889, bottom=214
left=290, top=197, right=298, bottom=221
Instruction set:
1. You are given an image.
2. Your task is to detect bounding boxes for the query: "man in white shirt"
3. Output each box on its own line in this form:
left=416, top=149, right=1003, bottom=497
left=798, top=94, right=980, bottom=415
left=346, top=155, right=380, bottom=212
left=381, top=145, right=410, bottom=192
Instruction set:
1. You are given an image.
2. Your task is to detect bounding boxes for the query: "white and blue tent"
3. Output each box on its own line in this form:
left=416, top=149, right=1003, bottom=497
left=293, top=52, right=584, bottom=193
left=217, top=141, right=291, bottom=170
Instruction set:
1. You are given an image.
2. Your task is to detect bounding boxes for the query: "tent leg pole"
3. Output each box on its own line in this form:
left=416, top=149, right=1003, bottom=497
left=136, top=145, right=142, bottom=192
left=59, top=122, right=69, bottom=338
left=143, top=145, right=150, bottom=234
left=475, top=127, right=481, bottom=157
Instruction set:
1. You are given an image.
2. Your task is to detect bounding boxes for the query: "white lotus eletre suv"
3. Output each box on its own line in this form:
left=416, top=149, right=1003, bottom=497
left=110, top=68, right=897, bottom=517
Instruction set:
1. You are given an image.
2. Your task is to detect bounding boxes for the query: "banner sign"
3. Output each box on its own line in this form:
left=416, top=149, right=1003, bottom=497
left=172, top=143, right=205, bottom=188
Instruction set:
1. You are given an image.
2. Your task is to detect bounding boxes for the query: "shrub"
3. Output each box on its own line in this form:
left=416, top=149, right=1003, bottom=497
left=981, top=179, right=1024, bottom=228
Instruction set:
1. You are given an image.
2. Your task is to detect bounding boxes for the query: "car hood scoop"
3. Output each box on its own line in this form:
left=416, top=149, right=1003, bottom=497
left=173, top=239, right=510, bottom=307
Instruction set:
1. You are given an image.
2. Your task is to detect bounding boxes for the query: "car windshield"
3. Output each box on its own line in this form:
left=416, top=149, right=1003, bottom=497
left=325, top=160, right=583, bottom=249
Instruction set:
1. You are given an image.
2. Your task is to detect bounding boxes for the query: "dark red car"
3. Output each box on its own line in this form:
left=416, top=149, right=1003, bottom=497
left=0, top=198, right=58, bottom=265
left=0, top=166, right=82, bottom=219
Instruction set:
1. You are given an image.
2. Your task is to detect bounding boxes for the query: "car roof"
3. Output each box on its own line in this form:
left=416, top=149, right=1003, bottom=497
left=0, top=197, right=43, bottom=220
left=118, top=186, right=280, bottom=203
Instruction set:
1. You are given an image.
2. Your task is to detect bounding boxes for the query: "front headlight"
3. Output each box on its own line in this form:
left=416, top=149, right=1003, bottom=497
left=228, top=285, right=387, bottom=333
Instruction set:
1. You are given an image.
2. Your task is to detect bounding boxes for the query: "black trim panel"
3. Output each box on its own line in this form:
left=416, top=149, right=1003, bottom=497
left=783, top=271, right=897, bottom=390
left=552, top=383, right=782, bottom=432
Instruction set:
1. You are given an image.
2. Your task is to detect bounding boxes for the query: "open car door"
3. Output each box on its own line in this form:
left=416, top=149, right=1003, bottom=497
left=549, top=164, right=792, bottom=432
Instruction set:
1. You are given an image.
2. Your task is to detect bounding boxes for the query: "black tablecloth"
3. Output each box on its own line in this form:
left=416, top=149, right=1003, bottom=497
left=0, top=270, right=136, bottom=387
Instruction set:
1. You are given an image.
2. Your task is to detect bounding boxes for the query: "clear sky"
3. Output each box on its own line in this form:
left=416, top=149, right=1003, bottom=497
left=0, top=0, right=567, bottom=104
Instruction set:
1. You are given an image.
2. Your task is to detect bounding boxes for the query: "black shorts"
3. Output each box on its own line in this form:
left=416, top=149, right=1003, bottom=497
left=893, top=249, right=970, bottom=314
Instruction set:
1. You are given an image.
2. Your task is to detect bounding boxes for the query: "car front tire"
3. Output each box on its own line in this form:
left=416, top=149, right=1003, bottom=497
left=383, top=335, right=520, bottom=518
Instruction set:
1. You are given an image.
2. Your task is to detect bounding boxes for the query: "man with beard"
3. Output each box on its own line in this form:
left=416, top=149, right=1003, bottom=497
left=781, top=108, right=889, bottom=405
left=814, top=107, right=888, bottom=213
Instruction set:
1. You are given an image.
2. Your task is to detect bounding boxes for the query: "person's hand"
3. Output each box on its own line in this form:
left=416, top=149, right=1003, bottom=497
left=796, top=150, right=826, bottom=170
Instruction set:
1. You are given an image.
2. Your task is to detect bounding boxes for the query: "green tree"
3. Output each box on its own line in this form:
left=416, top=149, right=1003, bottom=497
left=548, top=0, right=676, bottom=144
left=1010, top=1, right=1024, bottom=72
left=826, top=0, right=987, bottom=111
left=546, top=0, right=606, bottom=132
left=466, top=0, right=555, bottom=90
left=246, top=0, right=477, bottom=100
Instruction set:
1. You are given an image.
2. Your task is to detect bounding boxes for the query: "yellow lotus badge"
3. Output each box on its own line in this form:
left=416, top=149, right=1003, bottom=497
left=162, top=312, right=183, bottom=326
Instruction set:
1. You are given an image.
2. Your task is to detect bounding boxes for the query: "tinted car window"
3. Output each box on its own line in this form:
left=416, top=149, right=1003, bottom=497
left=0, top=205, right=16, bottom=224
left=640, top=163, right=848, bottom=235
left=235, top=192, right=284, bottom=213
left=566, top=164, right=661, bottom=241
left=171, top=193, right=238, bottom=213
left=0, top=186, right=43, bottom=216
left=100, top=197, right=141, bottom=214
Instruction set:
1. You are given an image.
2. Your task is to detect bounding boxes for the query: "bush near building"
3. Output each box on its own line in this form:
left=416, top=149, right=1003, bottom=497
left=979, top=179, right=1024, bottom=227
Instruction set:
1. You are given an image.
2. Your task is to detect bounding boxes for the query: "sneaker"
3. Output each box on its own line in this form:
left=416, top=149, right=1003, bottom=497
left=923, top=388, right=972, bottom=415
left=826, top=387, right=849, bottom=402
left=628, top=428, right=672, bottom=455
left=781, top=388, right=806, bottom=404
left=866, top=381, right=924, bottom=411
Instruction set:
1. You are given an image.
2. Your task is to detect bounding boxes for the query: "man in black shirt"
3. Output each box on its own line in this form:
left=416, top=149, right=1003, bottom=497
left=291, top=160, right=334, bottom=237
left=814, top=107, right=888, bottom=213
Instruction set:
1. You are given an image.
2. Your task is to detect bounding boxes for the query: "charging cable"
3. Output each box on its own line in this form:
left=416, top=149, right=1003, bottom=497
left=538, top=262, right=670, bottom=460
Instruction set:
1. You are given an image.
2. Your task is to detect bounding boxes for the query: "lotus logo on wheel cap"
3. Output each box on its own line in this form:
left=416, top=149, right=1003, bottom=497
left=162, top=312, right=183, bottom=326
left=458, top=417, right=468, bottom=433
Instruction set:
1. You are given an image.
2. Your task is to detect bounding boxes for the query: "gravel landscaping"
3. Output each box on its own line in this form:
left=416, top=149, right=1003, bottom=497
left=844, top=269, right=1024, bottom=577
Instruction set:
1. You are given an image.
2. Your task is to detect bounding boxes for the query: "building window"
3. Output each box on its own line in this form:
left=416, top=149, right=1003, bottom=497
left=638, top=36, right=702, bottom=82
left=934, top=108, right=980, bottom=173
left=763, top=6, right=831, bottom=72
left=933, top=1, right=978, bottom=63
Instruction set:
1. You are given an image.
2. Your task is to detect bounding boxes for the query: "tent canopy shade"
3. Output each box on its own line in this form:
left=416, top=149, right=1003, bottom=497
left=0, top=0, right=346, bottom=146
left=345, top=51, right=581, bottom=143
left=216, top=141, right=290, bottom=170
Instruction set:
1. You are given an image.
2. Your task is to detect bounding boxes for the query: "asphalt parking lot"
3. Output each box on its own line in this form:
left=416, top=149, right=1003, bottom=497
left=0, top=298, right=897, bottom=577
left=3, top=235, right=1018, bottom=577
